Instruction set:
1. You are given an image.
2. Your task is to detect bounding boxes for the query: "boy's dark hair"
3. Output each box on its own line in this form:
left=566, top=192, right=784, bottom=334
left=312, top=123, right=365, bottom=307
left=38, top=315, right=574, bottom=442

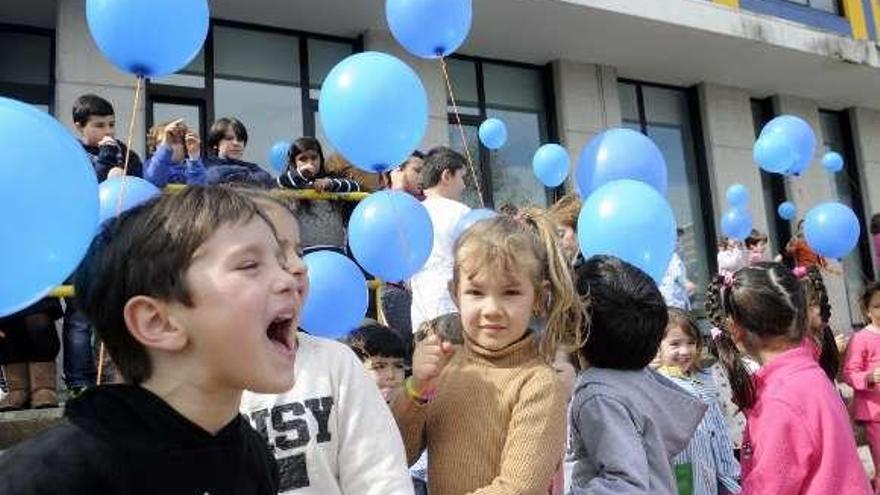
left=345, top=321, right=407, bottom=361
left=744, top=229, right=768, bottom=249
left=870, top=213, right=880, bottom=235
left=420, top=146, right=466, bottom=189
left=74, top=186, right=274, bottom=384
left=287, top=136, right=325, bottom=172
left=862, top=281, right=880, bottom=313
left=72, top=94, right=114, bottom=126
left=207, top=117, right=248, bottom=157
left=575, top=255, right=667, bottom=370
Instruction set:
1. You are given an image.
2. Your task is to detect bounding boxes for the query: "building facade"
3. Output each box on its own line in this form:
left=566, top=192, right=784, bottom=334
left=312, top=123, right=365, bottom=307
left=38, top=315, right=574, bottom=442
left=2, top=0, right=879, bottom=330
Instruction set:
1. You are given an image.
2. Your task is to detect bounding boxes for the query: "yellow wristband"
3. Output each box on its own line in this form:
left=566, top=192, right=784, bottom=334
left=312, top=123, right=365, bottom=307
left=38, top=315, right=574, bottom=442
left=405, top=377, right=436, bottom=404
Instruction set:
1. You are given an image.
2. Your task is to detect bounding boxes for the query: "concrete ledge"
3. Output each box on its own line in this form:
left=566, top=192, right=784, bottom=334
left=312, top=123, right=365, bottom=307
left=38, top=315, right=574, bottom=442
left=0, top=407, right=64, bottom=450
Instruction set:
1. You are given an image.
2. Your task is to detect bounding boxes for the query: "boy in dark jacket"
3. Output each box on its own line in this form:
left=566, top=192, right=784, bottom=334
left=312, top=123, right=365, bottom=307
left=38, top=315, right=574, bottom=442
left=0, top=186, right=308, bottom=495
left=72, top=94, right=143, bottom=180
left=204, top=117, right=274, bottom=187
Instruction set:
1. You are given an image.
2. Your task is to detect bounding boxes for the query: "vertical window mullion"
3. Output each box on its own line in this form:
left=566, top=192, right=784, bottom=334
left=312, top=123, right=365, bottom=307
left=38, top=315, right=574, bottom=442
left=300, top=36, right=313, bottom=137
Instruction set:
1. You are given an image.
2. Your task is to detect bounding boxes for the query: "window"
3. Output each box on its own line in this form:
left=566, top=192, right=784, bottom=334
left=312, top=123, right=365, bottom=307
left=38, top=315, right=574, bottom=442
left=819, top=109, right=874, bottom=325
left=750, top=98, right=791, bottom=252
left=147, top=21, right=356, bottom=167
left=784, top=0, right=841, bottom=15
left=619, top=81, right=715, bottom=305
left=0, top=24, right=54, bottom=112
left=445, top=56, right=556, bottom=209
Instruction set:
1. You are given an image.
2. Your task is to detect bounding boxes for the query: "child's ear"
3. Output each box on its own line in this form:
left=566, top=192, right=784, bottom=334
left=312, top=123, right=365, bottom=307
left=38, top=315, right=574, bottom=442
left=123, top=296, right=188, bottom=352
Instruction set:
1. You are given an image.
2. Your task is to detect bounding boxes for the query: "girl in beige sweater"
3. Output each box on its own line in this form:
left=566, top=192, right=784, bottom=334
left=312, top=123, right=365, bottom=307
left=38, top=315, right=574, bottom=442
left=392, top=209, right=585, bottom=495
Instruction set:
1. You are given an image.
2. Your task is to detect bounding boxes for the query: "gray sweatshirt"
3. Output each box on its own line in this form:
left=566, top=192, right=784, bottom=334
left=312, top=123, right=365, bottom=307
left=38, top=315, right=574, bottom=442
left=567, top=367, right=707, bottom=495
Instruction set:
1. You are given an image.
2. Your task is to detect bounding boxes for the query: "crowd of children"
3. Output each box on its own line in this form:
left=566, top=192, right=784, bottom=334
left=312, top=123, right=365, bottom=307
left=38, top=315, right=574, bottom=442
left=2, top=91, right=880, bottom=495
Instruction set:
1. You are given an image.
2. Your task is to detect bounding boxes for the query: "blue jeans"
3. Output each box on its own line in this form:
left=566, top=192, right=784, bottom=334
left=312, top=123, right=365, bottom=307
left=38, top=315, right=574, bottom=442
left=62, top=306, right=97, bottom=388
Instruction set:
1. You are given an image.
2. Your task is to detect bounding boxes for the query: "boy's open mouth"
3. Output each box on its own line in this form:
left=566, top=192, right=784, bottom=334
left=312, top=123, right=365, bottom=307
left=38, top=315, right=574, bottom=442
left=267, top=316, right=296, bottom=354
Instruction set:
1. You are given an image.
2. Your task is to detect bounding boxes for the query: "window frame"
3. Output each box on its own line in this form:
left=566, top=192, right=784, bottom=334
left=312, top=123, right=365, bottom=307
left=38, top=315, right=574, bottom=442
left=0, top=22, right=56, bottom=113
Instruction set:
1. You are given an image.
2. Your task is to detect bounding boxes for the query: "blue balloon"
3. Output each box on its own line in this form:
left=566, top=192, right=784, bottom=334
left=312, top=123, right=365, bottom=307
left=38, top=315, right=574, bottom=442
left=577, top=180, right=676, bottom=283
left=753, top=134, right=796, bottom=174
left=479, top=118, right=508, bottom=150
left=98, top=177, right=161, bottom=224
left=0, top=97, right=99, bottom=316
left=453, top=208, right=498, bottom=240
left=86, top=0, right=209, bottom=77
left=348, top=191, right=434, bottom=282
left=759, top=115, right=816, bottom=176
left=804, top=202, right=860, bottom=259
left=577, top=128, right=668, bottom=197
left=822, top=151, right=844, bottom=174
left=319, top=52, right=428, bottom=173
left=726, top=184, right=750, bottom=209
left=268, top=140, right=291, bottom=175
left=386, top=0, right=472, bottom=58
left=720, top=208, right=753, bottom=241
left=778, top=201, right=797, bottom=221
left=532, top=144, right=570, bottom=188
left=300, top=251, right=368, bottom=338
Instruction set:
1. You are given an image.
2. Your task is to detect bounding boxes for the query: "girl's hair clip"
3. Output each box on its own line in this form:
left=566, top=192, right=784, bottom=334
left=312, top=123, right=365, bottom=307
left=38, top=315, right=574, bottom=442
left=710, top=326, right=724, bottom=340
left=792, top=266, right=808, bottom=279
left=720, top=270, right=736, bottom=288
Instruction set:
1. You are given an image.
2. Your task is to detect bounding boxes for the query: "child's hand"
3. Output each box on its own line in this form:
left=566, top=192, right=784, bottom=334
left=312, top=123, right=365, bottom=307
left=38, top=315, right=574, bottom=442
left=184, top=132, right=201, bottom=160
left=161, top=119, right=186, bottom=146
left=99, top=136, right=119, bottom=148
left=313, top=178, right=331, bottom=193
left=870, top=367, right=880, bottom=385
left=411, top=334, right=456, bottom=391
left=107, top=167, right=125, bottom=179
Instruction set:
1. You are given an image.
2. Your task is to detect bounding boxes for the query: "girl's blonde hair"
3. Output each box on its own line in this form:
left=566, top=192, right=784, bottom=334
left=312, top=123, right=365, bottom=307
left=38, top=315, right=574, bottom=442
left=451, top=207, right=585, bottom=359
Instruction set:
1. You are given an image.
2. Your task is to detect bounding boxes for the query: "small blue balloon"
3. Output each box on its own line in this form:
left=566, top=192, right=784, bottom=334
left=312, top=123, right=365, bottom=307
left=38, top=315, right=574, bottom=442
left=348, top=191, right=434, bottom=282
left=759, top=115, right=816, bottom=176
left=0, top=97, right=99, bottom=316
left=720, top=208, right=753, bottom=242
left=753, top=134, right=796, bottom=174
left=300, top=251, right=368, bottom=338
left=319, top=52, right=428, bottom=173
left=86, top=0, right=209, bottom=77
left=577, top=179, right=676, bottom=283
left=386, top=0, right=472, bottom=59
left=268, top=140, right=291, bottom=175
left=822, top=151, right=844, bottom=174
left=778, top=201, right=797, bottom=221
left=98, top=177, right=161, bottom=224
left=479, top=118, right=507, bottom=150
left=726, top=184, right=750, bottom=209
left=577, top=128, right=668, bottom=197
left=453, top=208, right=498, bottom=240
left=804, top=202, right=860, bottom=259
left=532, top=144, right=570, bottom=188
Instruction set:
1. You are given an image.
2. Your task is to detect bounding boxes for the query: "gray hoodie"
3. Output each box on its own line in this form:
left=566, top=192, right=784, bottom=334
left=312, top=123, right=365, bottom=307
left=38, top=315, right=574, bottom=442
left=567, top=367, right=707, bottom=495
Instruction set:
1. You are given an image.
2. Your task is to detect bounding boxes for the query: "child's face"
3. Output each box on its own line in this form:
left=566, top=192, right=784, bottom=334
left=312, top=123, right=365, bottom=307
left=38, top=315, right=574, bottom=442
left=444, top=168, right=466, bottom=200
left=656, top=325, right=697, bottom=373
left=363, top=356, right=406, bottom=403
left=866, top=292, right=880, bottom=327
left=167, top=216, right=301, bottom=394
left=390, top=157, right=423, bottom=196
left=77, top=114, right=115, bottom=146
left=750, top=240, right=767, bottom=254
left=552, top=350, right=578, bottom=402
left=217, top=131, right=245, bottom=160
left=556, top=224, right=578, bottom=262
left=295, top=150, right=321, bottom=179
left=456, top=266, right=536, bottom=351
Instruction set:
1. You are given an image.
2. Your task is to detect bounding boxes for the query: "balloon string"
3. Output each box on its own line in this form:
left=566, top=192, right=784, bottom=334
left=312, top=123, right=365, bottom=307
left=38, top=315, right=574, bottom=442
left=98, top=75, right=142, bottom=385
left=439, top=56, right=485, bottom=208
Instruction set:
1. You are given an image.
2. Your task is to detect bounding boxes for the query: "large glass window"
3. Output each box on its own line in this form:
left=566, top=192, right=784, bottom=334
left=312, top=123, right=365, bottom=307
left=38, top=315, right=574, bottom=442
left=0, top=25, right=54, bottom=111
left=820, top=109, right=873, bottom=325
left=784, top=0, right=841, bottom=15
left=619, top=81, right=715, bottom=305
left=445, top=56, right=555, bottom=209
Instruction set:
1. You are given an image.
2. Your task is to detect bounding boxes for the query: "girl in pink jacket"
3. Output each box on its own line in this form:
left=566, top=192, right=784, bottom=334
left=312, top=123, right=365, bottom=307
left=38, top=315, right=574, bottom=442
left=706, top=262, right=871, bottom=495
left=843, top=281, right=880, bottom=493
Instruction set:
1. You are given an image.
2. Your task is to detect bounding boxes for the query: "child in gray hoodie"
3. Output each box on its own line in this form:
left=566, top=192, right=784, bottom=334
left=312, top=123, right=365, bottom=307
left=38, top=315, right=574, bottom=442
left=567, top=255, right=707, bottom=495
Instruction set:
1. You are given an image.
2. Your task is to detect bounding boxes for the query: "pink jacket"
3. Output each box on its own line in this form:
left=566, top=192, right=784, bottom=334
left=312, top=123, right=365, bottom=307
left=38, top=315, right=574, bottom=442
left=742, top=345, right=870, bottom=495
left=842, top=325, right=880, bottom=422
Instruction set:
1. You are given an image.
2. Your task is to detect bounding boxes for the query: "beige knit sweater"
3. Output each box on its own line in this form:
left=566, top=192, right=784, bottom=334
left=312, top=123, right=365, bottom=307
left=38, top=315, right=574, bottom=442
left=391, top=332, right=566, bottom=495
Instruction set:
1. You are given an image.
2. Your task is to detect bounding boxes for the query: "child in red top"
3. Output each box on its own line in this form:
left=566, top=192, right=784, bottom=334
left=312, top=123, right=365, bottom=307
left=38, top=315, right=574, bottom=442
left=843, top=281, right=880, bottom=493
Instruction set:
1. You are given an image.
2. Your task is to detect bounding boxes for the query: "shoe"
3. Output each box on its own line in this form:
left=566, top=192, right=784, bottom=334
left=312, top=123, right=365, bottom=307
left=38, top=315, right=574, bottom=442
left=28, top=361, right=58, bottom=409
left=0, top=363, right=29, bottom=411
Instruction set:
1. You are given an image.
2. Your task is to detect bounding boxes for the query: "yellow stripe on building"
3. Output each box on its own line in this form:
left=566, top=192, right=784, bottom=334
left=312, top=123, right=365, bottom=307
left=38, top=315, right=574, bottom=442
left=714, top=0, right=739, bottom=8
left=842, top=0, right=870, bottom=40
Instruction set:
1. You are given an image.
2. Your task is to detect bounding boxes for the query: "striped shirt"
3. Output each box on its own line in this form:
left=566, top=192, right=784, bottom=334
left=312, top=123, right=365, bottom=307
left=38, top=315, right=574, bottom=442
left=658, top=366, right=742, bottom=495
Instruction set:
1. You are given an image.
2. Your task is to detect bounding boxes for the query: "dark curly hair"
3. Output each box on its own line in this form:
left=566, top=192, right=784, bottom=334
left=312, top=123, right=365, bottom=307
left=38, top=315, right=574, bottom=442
left=799, top=266, right=839, bottom=380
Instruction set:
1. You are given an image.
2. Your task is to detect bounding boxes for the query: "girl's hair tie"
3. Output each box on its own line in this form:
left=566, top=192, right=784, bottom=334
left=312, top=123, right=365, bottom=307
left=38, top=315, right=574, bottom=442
left=792, top=266, right=808, bottom=279
left=720, top=270, right=736, bottom=288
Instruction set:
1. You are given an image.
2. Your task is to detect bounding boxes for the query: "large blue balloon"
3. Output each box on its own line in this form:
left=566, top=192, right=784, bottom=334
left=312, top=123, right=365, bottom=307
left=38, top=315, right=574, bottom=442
left=0, top=97, right=99, bottom=316
left=577, top=180, right=676, bottom=283
left=778, top=201, right=797, bottom=221
left=86, top=0, right=209, bottom=77
left=319, top=52, right=428, bottom=174
left=532, top=144, right=570, bottom=188
left=577, top=128, right=668, bottom=197
left=759, top=115, right=816, bottom=176
left=300, top=251, right=368, bottom=338
left=453, top=208, right=498, bottom=240
left=268, top=140, right=291, bottom=175
left=98, top=177, right=161, bottom=224
left=386, top=0, right=472, bottom=58
left=753, top=133, right=796, bottom=174
left=720, top=208, right=753, bottom=241
left=822, top=151, right=844, bottom=174
left=726, top=184, right=750, bottom=209
left=804, top=202, right=860, bottom=259
left=479, top=118, right=508, bottom=150
left=348, top=191, right=434, bottom=282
